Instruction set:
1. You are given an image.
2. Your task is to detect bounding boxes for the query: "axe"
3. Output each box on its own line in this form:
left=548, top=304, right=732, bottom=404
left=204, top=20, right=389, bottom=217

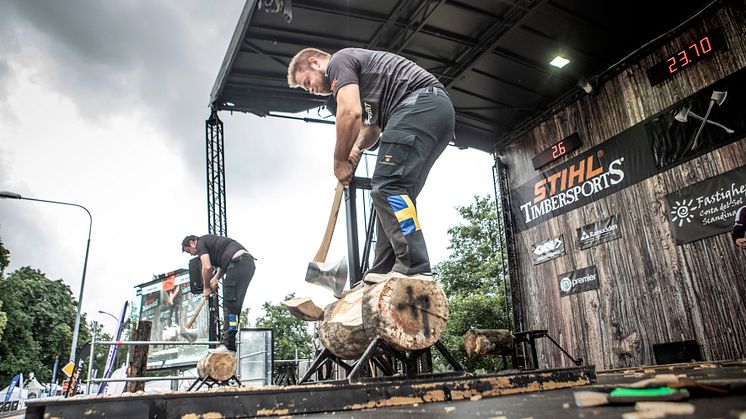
left=691, top=90, right=730, bottom=149
left=179, top=296, right=207, bottom=344
left=305, top=182, right=348, bottom=298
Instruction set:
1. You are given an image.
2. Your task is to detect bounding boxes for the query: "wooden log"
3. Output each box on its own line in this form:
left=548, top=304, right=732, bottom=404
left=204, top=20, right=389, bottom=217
left=282, top=297, right=324, bottom=321
left=126, top=320, right=152, bottom=393
left=318, top=276, right=448, bottom=359
left=464, top=329, right=514, bottom=357
left=197, top=352, right=238, bottom=381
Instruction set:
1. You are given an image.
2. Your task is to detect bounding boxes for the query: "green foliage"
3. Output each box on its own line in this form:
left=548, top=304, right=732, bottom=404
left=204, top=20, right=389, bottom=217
left=255, top=293, right=313, bottom=361
left=0, top=238, right=8, bottom=342
left=0, top=236, right=9, bottom=276
left=239, top=308, right=251, bottom=327
left=0, top=300, right=7, bottom=344
left=0, top=266, right=93, bottom=384
left=434, top=195, right=511, bottom=373
left=90, top=323, right=113, bottom=382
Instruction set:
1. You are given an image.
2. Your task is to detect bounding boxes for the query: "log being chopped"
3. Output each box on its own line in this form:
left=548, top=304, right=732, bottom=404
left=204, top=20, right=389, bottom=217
left=288, top=275, right=449, bottom=359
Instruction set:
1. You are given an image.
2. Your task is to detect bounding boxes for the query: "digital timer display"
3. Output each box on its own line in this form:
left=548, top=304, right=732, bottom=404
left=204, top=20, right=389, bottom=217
left=647, top=28, right=726, bottom=86
left=532, top=133, right=582, bottom=170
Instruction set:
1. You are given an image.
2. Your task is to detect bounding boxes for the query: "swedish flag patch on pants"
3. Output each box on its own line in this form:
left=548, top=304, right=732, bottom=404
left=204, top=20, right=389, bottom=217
left=229, top=314, right=238, bottom=331
left=387, top=194, right=421, bottom=236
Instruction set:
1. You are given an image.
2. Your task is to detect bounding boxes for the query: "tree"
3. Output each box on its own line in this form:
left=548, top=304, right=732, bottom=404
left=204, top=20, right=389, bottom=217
left=239, top=307, right=251, bottom=328
left=0, top=266, right=94, bottom=384
left=0, top=300, right=6, bottom=344
left=255, top=293, right=313, bottom=361
left=434, top=195, right=511, bottom=373
left=0, top=238, right=8, bottom=342
left=0, top=236, right=9, bottom=276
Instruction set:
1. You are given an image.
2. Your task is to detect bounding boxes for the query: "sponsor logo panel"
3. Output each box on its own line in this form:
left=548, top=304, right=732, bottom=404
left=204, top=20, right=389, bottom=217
left=531, top=234, right=566, bottom=265
left=577, top=215, right=622, bottom=250
left=666, top=165, right=746, bottom=244
left=558, top=265, right=599, bottom=297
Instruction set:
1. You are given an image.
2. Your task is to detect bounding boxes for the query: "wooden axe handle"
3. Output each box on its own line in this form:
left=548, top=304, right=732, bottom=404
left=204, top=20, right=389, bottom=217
left=185, top=296, right=208, bottom=329
left=313, top=182, right=345, bottom=263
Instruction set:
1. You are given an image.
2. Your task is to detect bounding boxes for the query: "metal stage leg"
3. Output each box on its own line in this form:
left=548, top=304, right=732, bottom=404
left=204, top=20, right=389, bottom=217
left=299, top=349, right=352, bottom=384
left=434, top=340, right=465, bottom=372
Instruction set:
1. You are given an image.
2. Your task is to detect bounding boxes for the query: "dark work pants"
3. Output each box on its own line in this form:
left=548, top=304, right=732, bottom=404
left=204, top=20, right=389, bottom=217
left=221, top=255, right=255, bottom=350
left=369, top=87, right=455, bottom=275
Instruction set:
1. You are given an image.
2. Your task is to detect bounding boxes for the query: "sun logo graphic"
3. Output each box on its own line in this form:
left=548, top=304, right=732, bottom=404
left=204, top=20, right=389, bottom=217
left=670, top=199, right=697, bottom=227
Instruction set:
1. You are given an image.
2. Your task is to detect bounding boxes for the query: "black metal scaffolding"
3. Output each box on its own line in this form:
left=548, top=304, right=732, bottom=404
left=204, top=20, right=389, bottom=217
left=205, top=109, right=227, bottom=238
left=205, top=109, right=227, bottom=345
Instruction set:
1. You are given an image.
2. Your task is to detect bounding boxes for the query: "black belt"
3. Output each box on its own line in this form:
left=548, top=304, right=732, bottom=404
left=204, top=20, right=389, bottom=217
left=402, top=86, right=449, bottom=103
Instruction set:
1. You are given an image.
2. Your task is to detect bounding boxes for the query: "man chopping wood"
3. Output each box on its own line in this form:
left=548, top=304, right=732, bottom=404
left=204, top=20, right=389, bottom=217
left=287, top=48, right=455, bottom=282
left=182, top=234, right=255, bottom=353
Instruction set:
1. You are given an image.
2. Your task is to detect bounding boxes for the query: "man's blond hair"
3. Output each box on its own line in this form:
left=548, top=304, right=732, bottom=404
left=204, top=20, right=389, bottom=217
left=287, top=48, right=331, bottom=87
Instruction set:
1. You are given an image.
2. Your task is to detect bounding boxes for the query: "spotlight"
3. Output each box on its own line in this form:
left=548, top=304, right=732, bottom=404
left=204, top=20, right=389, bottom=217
left=549, top=56, right=570, bottom=68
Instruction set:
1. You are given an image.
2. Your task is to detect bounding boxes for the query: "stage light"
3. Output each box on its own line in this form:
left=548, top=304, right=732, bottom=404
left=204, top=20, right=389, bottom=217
left=550, top=56, right=570, bottom=68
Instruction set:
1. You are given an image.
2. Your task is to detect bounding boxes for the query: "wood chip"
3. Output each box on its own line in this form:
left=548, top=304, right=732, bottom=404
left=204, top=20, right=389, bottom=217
left=444, top=406, right=456, bottom=413
left=622, top=411, right=665, bottom=419
left=562, top=403, right=570, bottom=408
left=635, top=402, right=695, bottom=415
left=470, top=394, right=483, bottom=401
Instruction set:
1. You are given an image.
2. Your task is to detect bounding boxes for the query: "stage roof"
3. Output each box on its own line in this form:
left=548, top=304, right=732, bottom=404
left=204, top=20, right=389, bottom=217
left=210, top=0, right=715, bottom=153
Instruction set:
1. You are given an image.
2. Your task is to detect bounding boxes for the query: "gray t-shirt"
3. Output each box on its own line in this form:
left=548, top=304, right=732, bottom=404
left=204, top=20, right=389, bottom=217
left=197, top=235, right=246, bottom=271
left=326, top=48, right=442, bottom=130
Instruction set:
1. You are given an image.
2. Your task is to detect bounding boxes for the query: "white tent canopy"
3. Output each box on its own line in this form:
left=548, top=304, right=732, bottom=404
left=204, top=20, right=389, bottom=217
left=0, top=385, right=27, bottom=402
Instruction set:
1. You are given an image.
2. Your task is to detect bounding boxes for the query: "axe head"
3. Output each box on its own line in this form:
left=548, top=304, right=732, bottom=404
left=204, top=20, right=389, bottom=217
left=305, top=256, right=348, bottom=298
left=674, top=106, right=690, bottom=122
left=711, top=90, right=727, bottom=106
left=180, top=326, right=198, bottom=344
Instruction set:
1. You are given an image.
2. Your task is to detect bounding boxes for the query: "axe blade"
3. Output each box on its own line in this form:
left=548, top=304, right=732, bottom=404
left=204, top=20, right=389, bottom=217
left=305, top=256, right=348, bottom=298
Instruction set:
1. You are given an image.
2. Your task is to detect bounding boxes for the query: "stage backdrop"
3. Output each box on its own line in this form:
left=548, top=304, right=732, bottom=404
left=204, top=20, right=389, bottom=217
left=136, top=269, right=209, bottom=369
left=499, top=1, right=746, bottom=370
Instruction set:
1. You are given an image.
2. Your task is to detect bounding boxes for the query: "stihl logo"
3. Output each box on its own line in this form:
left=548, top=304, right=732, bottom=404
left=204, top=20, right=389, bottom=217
left=533, top=154, right=604, bottom=203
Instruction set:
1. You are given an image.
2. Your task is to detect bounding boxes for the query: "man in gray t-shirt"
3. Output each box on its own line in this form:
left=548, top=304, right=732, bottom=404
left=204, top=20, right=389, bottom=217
left=182, top=234, right=255, bottom=352
left=288, top=47, right=455, bottom=280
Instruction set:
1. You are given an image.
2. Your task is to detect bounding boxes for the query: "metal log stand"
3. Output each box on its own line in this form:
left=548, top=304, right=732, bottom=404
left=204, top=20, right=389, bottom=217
left=187, top=373, right=241, bottom=391
left=300, top=337, right=465, bottom=384
left=514, top=329, right=583, bottom=369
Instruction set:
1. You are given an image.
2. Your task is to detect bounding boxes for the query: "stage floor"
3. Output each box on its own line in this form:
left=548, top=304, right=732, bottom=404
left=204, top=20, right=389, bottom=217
left=297, top=361, right=746, bottom=419
left=20, top=361, right=746, bottom=418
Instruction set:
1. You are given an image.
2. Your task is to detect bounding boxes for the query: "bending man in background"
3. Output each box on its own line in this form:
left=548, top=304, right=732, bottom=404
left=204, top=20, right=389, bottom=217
left=182, top=234, right=255, bottom=352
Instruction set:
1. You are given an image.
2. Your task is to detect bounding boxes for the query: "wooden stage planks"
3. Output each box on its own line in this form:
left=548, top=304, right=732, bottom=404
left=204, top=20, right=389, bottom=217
left=24, top=366, right=595, bottom=418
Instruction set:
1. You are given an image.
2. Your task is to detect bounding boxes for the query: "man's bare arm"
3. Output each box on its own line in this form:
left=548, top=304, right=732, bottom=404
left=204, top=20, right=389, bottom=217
left=200, top=257, right=224, bottom=297
left=349, top=124, right=381, bottom=166
left=356, top=124, right=381, bottom=150
left=334, top=84, right=362, bottom=165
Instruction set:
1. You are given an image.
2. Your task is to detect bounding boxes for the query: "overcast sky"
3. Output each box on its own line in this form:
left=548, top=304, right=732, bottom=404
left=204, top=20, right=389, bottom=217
left=0, top=0, right=496, bottom=334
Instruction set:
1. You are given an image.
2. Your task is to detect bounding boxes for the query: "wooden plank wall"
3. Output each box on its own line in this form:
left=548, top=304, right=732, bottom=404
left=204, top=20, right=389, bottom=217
left=500, top=1, right=746, bottom=369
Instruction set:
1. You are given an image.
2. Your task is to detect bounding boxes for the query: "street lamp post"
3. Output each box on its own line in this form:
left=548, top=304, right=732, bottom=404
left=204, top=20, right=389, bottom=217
left=0, top=191, right=92, bottom=363
left=98, top=310, right=119, bottom=324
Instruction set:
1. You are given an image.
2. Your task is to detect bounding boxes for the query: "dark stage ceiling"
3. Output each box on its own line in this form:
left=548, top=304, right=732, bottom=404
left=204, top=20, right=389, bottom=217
left=210, top=0, right=716, bottom=153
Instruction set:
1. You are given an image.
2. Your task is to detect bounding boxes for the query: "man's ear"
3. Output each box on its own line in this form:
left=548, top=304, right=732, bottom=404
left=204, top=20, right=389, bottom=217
left=309, top=56, right=319, bottom=69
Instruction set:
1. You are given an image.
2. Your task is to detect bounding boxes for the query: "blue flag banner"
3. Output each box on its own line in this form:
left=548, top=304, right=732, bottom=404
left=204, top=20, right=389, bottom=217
left=98, top=301, right=129, bottom=395
left=4, top=375, right=20, bottom=402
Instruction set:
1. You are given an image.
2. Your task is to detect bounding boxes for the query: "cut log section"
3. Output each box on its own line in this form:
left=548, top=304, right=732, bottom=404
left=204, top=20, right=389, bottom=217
left=318, top=276, right=448, bottom=359
left=197, top=352, right=238, bottom=382
left=464, top=329, right=514, bottom=357
left=283, top=297, right=324, bottom=321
